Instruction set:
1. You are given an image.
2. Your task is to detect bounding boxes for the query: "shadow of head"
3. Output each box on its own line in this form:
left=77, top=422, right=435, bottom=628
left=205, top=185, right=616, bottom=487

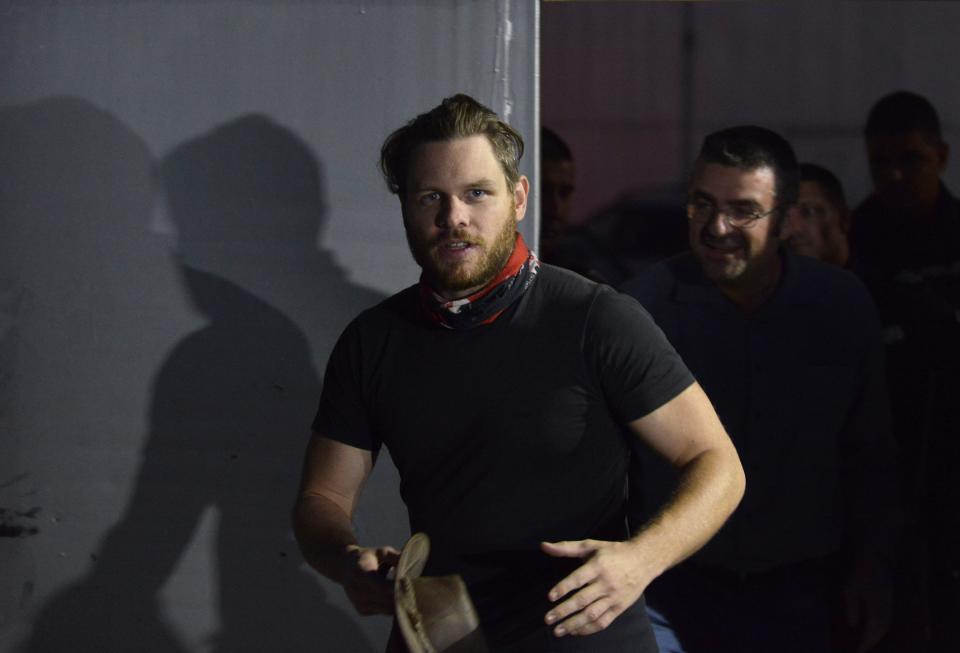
left=161, top=115, right=325, bottom=251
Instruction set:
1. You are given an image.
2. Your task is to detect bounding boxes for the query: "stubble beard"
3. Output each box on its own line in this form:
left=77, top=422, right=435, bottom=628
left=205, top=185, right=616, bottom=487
left=695, top=229, right=750, bottom=284
left=696, top=232, right=781, bottom=300
left=407, top=210, right=518, bottom=295
left=702, top=255, right=748, bottom=284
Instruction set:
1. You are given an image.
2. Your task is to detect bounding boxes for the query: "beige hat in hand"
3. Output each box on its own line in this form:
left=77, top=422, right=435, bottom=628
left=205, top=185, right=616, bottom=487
left=394, top=533, right=488, bottom=653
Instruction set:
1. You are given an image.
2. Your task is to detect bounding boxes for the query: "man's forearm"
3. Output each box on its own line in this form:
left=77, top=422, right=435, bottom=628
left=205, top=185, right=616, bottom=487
left=292, top=493, right=359, bottom=585
left=540, top=445, right=743, bottom=638
left=630, top=446, right=745, bottom=579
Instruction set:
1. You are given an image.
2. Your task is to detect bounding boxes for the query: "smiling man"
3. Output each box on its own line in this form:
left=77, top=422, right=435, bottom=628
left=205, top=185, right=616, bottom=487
left=292, top=94, right=744, bottom=652
left=622, top=126, right=899, bottom=653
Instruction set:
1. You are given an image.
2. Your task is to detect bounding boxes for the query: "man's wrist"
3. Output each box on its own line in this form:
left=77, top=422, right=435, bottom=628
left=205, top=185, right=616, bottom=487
left=626, top=524, right=673, bottom=581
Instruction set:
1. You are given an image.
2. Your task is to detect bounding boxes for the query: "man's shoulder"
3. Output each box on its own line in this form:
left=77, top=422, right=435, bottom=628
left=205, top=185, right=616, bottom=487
left=536, top=262, right=600, bottom=292
left=784, top=254, right=877, bottom=316
left=528, top=263, right=660, bottom=334
left=619, top=252, right=699, bottom=304
left=788, top=253, right=867, bottom=292
left=530, top=263, right=609, bottom=309
left=380, top=283, right=421, bottom=310
left=343, top=283, right=421, bottom=335
left=853, top=184, right=960, bottom=229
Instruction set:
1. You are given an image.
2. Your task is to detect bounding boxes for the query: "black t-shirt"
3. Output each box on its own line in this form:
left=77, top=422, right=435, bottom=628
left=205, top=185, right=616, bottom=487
left=314, top=264, right=693, bottom=648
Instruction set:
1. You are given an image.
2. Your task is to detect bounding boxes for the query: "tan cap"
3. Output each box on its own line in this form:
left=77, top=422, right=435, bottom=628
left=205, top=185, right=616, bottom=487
left=394, top=533, right=488, bottom=653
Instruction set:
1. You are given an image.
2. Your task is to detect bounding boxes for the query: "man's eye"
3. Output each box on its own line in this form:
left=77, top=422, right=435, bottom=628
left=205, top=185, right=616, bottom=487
left=469, top=189, right=488, bottom=199
left=729, top=206, right=757, bottom=220
left=419, top=192, right=440, bottom=206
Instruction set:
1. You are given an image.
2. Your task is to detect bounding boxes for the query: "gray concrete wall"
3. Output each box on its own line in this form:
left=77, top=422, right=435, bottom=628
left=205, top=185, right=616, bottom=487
left=0, top=2, right=537, bottom=651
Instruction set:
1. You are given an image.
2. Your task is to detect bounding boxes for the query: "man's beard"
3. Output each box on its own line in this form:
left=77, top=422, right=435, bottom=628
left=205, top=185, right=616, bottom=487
left=406, top=211, right=518, bottom=295
left=695, top=229, right=750, bottom=282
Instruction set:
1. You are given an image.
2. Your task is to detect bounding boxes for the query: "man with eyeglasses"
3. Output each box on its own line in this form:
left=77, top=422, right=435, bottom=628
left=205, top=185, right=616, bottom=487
left=621, top=126, right=898, bottom=653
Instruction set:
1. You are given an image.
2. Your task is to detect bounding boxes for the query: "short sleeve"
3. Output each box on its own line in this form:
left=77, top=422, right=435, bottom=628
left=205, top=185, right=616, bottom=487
left=311, top=318, right=380, bottom=453
left=583, top=287, right=694, bottom=422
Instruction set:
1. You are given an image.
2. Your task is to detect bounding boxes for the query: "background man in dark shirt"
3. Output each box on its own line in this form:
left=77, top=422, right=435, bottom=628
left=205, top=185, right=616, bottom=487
left=292, top=94, right=745, bottom=652
left=850, top=91, right=960, bottom=653
left=623, top=126, right=898, bottom=653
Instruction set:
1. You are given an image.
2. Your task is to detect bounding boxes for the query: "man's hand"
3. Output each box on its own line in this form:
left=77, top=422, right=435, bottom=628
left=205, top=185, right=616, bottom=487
left=340, top=544, right=401, bottom=616
left=541, top=539, right=653, bottom=637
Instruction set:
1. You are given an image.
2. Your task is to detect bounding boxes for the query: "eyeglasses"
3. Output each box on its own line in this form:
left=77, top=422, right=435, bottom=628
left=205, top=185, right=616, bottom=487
left=686, top=198, right=778, bottom=229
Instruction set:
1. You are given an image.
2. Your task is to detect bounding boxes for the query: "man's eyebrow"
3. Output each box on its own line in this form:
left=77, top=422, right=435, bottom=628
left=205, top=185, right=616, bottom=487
left=690, top=189, right=763, bottom=208
left=409, top=178, right=500, bottom=193
left=465, top=178, right=498, bottom=188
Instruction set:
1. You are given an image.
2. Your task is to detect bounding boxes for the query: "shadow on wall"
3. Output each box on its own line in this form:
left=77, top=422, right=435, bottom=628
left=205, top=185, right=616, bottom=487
left=0, top=97, right=174, bottom=644
left=4, top=101, right=391, bottom=652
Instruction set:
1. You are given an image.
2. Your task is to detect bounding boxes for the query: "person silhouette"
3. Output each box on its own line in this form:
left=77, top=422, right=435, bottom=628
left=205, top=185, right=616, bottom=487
left=11, top=107, right=391, bottom=652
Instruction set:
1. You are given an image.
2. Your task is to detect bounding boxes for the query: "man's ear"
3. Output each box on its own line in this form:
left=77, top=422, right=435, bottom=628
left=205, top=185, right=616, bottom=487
left=513, top=176, right=530, bottom=221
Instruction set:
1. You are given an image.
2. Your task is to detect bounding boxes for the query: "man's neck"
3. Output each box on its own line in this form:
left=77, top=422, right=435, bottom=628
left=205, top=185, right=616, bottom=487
left=880, top=186, right=943, bottom=224
left=433, top=280, right=488, bottom=302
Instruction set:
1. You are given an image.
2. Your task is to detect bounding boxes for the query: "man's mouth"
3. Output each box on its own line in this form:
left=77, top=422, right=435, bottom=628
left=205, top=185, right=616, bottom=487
left=443, top=241, right=472, bottom=250
left=434, top=238, right=480, bottom=260
left=701, top=236, right=744, bottom=255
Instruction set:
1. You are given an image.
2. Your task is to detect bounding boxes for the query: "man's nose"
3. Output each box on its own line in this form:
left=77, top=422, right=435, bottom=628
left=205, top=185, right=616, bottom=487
left=436, top=197, right=469, bottom=229
left=706, top=210, right=734, bottom=236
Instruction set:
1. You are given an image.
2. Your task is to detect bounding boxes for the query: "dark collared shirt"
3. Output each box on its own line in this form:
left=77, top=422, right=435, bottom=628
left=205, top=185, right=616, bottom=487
left=623, top=252, right=898, bottom=574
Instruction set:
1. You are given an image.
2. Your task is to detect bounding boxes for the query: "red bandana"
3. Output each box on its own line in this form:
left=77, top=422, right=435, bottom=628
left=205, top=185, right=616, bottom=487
left=420, top=233, right=540, bottom=329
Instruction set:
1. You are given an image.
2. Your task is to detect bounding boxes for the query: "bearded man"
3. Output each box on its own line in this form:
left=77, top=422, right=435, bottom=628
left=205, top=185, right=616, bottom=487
left=623, top=126, right=898, bottom=653
left=293, top=94, right=744, bottom=652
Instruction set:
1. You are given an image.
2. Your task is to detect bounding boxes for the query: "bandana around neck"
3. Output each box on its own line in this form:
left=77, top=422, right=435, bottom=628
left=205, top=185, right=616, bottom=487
left=419, top=233, right=540, bottom=329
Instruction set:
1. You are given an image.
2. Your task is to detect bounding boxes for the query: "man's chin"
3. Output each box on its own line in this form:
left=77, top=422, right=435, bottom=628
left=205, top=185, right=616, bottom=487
left=787, top=242, right=818, bottom=259
left=425, top=264, right=487, bottom=295
left=696, top=254, right=745, bottom=283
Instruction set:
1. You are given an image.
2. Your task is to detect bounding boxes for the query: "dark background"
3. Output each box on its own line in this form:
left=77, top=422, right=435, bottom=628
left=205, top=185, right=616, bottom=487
left=543, top=1, right=960, bottom=224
